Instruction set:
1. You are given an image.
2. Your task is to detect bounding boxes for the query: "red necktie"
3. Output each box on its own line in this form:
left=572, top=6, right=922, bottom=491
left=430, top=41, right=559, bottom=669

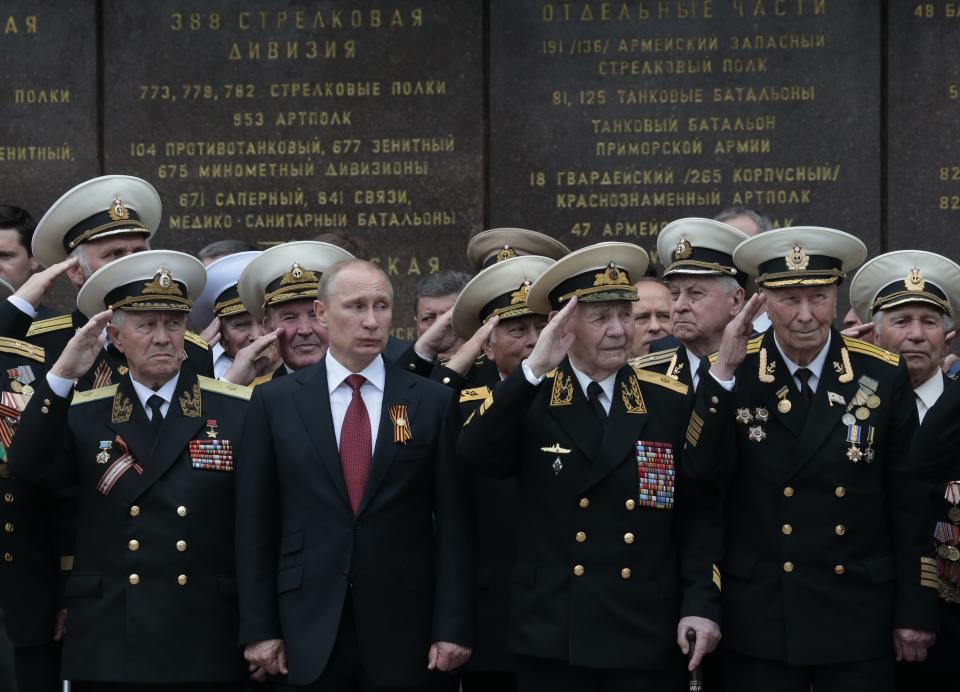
left=339, top=374, right=372, bottom=513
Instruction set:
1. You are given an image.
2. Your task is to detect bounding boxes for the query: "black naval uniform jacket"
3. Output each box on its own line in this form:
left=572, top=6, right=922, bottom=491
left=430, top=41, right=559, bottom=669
left=8, top=370, right=250, bottom=683
left=235, top=356, right=474, bottom=687
left=0, top=306, right=213, bottom=388
left=0, top=339, right=61, bottom=650
left=683, top=329, right=938, bottom=665
left=630, top=344, right=694, bottom=390
left=457, top=358, right=723, bottom=670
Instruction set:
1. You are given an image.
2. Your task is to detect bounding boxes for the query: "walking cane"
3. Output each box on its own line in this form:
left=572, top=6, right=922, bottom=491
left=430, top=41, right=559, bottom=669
left=686, top=629, right=703, bottom=692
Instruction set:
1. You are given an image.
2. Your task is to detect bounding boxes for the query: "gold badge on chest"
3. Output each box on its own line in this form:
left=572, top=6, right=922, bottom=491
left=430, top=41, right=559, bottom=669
left=549, top=370, right=574, bottom=407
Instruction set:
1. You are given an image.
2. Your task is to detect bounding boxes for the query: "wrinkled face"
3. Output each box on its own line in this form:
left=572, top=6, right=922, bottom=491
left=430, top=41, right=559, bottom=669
left=110, top=311, right=185, bottom=386
left=220, top=313, right=261, bottom=359
left=0, top=228, right=37, bottom=289
left=763, top=285, right=837, bottom=360
left=668, top=276, right=742, bottom=346
left=317, top=264, right=393, bottom=369
left=566, top=300, right=634, bottom=376
left=84, top=235, right=150, bottom=275
left=415, top=294, right=457, bottom=338
left=264, top=299, right=326, bottom=371
left=483, top=314, right=547, bottom=378
left=631, top=281, right=671, bottom=353
left=876, top=304, right=948, bottom=386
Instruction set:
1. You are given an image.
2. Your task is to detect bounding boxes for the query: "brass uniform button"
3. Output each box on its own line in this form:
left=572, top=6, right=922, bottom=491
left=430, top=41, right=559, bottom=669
left=129, top=505, right=140, bottom=517
left=442, top=377, right=450, bottom=384
left=573, top=564, right=585, bottom=576
left=575, top=532, right=586, bottom=543
left=624, top=533, right=635, bottom=544
left=834, top=564, right=845, bottom=575
left=3, top=493, right=13, bottom=503
left=3, top=552, right=11, bottom=562
left=835, top=525, right=846, bottom=536
left=783, top=561, right=794, bottom=573
left=43, top=399, right=51, bottom=406
left=783, top=487, right=794, bottom=497
left=177, top=574, right=188, bottom=586
left=708, top=407, right=717, bottom=414
left=625, top=499, right=635, bottom=510
left=710, top=396, right=719, bottom=405
left=781, top=524, right=793, bottom=535
left=621, top=567, right=632, bottom=579
left=835, top=486, right=846, bottom=498
left=40, top=406, right=49, bottom=414
left=177, top=506, right=188, bottom=517
left=579, top=498, right=589, bottom=509
left=408, top=363, right=416, bottom=371
left=176, top=540, right=187, bottom=552
left=128, top=539, right=140, bottom=551
left=4, top=523, right=12, bottom=533
left=129, top=574, right=140, bottom=585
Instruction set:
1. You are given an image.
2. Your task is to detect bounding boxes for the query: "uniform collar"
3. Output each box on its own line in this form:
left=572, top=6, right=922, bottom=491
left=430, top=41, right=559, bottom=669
left=914, top=371, right=945, bottom=412
left=129, top=371, right=180, bottom=409
left=773, top=331, right=832, bottom=379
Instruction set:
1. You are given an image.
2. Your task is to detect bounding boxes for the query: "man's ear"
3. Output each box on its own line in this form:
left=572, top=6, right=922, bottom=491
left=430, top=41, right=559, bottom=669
left=65, top=261, right=85, bottom=288
left=314, top=299, right=328, bottom=328
left=730, top=287, right=746, bottom=315
left=106, top=323, right=123, bottom=353
left=28, top=256, right=39, bottom=272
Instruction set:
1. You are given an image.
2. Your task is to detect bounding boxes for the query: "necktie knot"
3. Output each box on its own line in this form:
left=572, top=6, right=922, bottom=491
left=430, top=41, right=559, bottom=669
left=587, top=381, right=603, bottom=401
left=795, top=368, right=814, bottom=407
left=346, top=374, right=366, bottom=392
left=147, top=394, right=164, bottom=418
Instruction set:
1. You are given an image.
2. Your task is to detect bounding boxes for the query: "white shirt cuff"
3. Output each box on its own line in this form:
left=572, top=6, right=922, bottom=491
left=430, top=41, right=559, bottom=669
left=709, top=371, right=735, bottom=391
left=521, top=359, right=545, bottom=385
left=45, top=373, right=75, bottom=399
left=7, top=295, right=37, bottom=318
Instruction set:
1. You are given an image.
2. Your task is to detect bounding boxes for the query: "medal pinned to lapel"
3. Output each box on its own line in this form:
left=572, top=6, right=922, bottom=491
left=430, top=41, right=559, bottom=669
left=541, top=443, right=571, bottom=476
left=6, top=366, right=35, bottom=396
left=96, top=440, right=112, bottom=464
left=389, top=404, right=412, bottom=444
left=775, top=386, right=792, bottom=414
left=205, top=419, right=218, bottom=439
left=748, top=426, right=766, bottom=442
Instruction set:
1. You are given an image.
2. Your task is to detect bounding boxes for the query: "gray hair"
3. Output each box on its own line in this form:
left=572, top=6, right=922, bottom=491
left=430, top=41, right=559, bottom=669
left=317, top=259, right=393, bottom=303
left=109, top=310, right=126, bottom=327
left=415, top=270, right=472, bottom=301
left=198, top=239, right=255, bottom=262
left=874, top=308, right=954, bottom=334
left=69, top=244, right=93, bottom=280
left=715, top=206, right=773, bottom=233
left=717, top=275, right=743, bottom=296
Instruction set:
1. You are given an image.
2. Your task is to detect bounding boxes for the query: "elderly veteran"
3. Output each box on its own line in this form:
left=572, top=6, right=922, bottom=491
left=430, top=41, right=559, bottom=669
left=685, top=227, right=938, bottom=692
left=236, top=241, right=354, bottom=386
left=635, top=218, right=748, bottom=390
left=457, top=242, right=722, bottom=692
left=8, top=250, right=252, bottom=690
left=850, top=251, right=960, bottom=687
left=0, top=176, right=213, bottom=385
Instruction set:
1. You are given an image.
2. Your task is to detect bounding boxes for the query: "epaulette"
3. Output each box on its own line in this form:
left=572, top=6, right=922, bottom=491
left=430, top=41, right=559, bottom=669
left=25, top=314, right=73, bottom=337
left=197, top=375, right=251, bottom=400
left=842, top=336, right=900, bottom=366
left=184, top=331, right=210, bottom=350
left=629, top=346, right=678, bottom=369
left=71, top=384, right=118, bottom=406
left=631, top=366, right=689, bottom=395
left=0, top=337, right=44, bottom=363
left=459, top=386, right=491, bottom=403
left=708, top=334, right=764, bottom=364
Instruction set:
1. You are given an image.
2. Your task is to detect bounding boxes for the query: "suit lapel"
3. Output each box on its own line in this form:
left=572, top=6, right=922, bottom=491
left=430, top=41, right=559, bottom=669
left=116, top=371, right=205, bottom=505
left=544, top=359, right=602, bottom=461
left=357, top=366, right=420, bottom=515
left=292, top=365, right=350, bottom=508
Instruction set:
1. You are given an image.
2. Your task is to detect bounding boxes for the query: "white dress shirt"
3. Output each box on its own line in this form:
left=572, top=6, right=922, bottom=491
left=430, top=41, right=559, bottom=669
left=686, top=348, right=703, bottom=392
left=774, top=332, right=832, bottom=396
left=326, top=352, right=386, bottom=450
left=212, top=342, right=233, bottom=380
left=914, top=372, right=945, bottom=423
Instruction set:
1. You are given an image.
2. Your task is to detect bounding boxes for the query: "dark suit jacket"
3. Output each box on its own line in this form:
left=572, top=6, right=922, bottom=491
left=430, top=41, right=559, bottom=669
left=9, top=370, right=250, bottom=683
left=457, top=358, right=722, bottom=670
left=684, top=329, right=938, bottom=665
left=235, top=355, right=474, bottom=687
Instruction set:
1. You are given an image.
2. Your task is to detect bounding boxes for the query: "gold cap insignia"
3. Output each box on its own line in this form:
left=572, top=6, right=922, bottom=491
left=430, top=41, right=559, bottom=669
left=142, top=266, right=183, bottom=296
left=108, top=197, right=130, bottom=222
left=280, top=262, right=318, bottom=285
left=905, top=267, right=925, bottom=292
left=496, top=245, right=517, bottom=262
left=594, top=262, right=629, bottom=287
left=785, top=245, right=810, bottom=272
left=510, top=280, right=531, bottom=305
left=673, top=237, right=693, bottom=260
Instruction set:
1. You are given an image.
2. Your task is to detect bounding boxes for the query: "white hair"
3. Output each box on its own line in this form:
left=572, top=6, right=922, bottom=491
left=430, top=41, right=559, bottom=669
left=110, top=310, right=126, bottom=327
left=874, top=308, right=953, bottom=334
left=69, top=245, right=93, bottom=280
left=717, top=275, right=743, bottom=296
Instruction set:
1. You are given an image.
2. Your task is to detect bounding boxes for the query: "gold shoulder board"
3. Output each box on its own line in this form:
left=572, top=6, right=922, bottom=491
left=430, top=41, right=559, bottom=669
left=842, top=336, right=900, bottom=366
left=459, top=386, right=491, bottom=403
left=631, top=367, right=689, bottom=395
left=197, top=375, right=252, bottom=400
left=71, top=384, right=118, bottom=406
left=709, top=334, right=763, bottom=364
left=0, top=336, right=44, bottom=363
left=184, top=331, right=210, bottom=350
left=26, top=314, right=73, bottom=337
left=629, top=347, right=678, bottom=369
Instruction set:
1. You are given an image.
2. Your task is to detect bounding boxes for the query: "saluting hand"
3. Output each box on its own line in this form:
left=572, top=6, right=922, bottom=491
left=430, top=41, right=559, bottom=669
left=199, top=316, right=222, bottom=347
left=413, top=306, right=460, bottom=361
left=50, top=309, right=112, bottom=382
left=710, top=292, right=766, bottom=382
left=840, top=321, right=874, bottom=340
left=12, top=257, right=78, bottom=310
left=222, top=329, right=281, bottom=386
left=525, top=296, right=578, bottom=379
left=443, top=316, right=499, bottom=377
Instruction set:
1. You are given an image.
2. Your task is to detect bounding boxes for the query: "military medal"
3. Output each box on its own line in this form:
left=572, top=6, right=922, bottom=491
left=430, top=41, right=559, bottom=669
left=827, top=391, right=846, bottom=407
left=754, top=407, right=769, bottom=422
left=96, top=440, right=112, bottom=464
left=205, top=419, right=218, bottom=439
left=636, top=441, right=675, bottom=508
left=950, top=506, right=960, bottom=525
left=846, top=424, right=864, bottom=463
left=541, top=443, right=570, bottom=476
left=736, top=408, right=753, bottom=424
left=866, top=394, right=881, bottom=409
left=841, top=413, right=856, bottom=426
left=748, top=426, right=766, bottom=442
left=847, top=446, right=863, bottom=462
left=552, top=458, right=563, bottom=475
left=388, top=404, right=412, bottom=444
left=855, top=407, right=870, bottom=421
left=776, top=386, right=791, bottom=414
left=9, top=381, right=21, bottom=394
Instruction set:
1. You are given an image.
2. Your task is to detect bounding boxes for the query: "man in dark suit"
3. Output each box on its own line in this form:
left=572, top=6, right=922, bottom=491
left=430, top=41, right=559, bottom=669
left=0, top=176, right=213, bottom=386
left=9, top=250, right=251, bottom=690
left=632, top=218, right=748, bottom=392
left=236, top=259, right=473, bottom=691
left=849, top=250, right=960, bottom=687
left=685, top=228, right=939, bottom=691
left=458, top=242, right=723, bottom=691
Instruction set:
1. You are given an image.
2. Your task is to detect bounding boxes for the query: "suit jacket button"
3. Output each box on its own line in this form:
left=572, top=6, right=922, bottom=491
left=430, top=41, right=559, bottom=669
left=129, top=505, right=140, bottom=517
left=573, top=564, right=585, bottom=576
left=129, top=574, right=140, bottom=585
left=128, top=539, right=140, bottom=551
left=783, top=561, right=794, bottom=573
left=177, top=506, right=188, bottom=517
left=575, top=531, right=586, bottom=543
left=176, top=540, right=187, bottom=552
left=621, top=567, right=631, bottom=579
left=177, top=574, right=188, bottom=586
left=624, top=533, right=635, bottom=544
left=625, top=499, right=635, bottom=510
left=579, top=498, right=589, bottom=509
